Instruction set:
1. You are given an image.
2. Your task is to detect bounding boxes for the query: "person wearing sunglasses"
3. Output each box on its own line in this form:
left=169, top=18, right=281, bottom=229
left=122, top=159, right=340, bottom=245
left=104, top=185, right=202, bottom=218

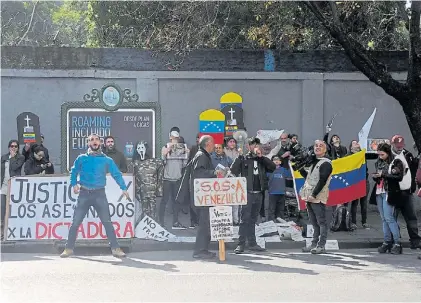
left=1, top=140, right=25, bottom=240
left=23, top=144, right=54, bottom=176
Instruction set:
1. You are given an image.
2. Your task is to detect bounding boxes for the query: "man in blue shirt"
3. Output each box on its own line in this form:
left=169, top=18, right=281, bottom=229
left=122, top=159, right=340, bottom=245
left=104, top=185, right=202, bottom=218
left=60, top=134, right=129, bottom=258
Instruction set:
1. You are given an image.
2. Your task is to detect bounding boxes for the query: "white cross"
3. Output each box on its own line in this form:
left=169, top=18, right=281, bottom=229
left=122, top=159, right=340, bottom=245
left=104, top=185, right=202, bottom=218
left=228, top=108, right=235, bottom=120
left=24, top=115, right=31, bottom=127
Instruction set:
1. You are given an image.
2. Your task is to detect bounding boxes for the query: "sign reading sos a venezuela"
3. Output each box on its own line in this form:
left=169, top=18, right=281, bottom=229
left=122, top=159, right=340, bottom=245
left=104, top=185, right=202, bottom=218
left=6, top=175, right=135, bottom=241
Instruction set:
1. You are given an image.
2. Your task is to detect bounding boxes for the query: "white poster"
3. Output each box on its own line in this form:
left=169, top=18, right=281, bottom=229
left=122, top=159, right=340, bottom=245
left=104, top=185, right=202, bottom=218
left=209, top=206, right=234, bottom=241
left=194, top=177, right=247, bottom=206
left=135, top=215, right=175, bottom=241
left=256, top=130, right=284, bottom=145
left=6, top=175, right=135, bottom=241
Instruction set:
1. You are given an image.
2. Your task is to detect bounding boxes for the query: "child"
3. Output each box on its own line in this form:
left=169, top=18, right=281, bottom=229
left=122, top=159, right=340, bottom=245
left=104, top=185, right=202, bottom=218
left=267, top=155, right=287, bottom=222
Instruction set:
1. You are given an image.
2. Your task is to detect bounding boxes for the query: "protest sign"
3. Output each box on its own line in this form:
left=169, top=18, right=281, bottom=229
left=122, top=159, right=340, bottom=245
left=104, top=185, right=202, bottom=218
left=209, top=206, right=234, bottom=241
left=135, top=215, right=175, bottom=241
left=194, top=177, right=247, bottom=206
left=256, top=130, right=284, bottom=145
left=6, top=175, right=135, bottom=241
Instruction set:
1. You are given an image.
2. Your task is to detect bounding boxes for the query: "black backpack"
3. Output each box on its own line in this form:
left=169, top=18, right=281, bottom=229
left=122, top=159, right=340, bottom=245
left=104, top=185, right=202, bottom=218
left=330, top=205, right=354, bottom=232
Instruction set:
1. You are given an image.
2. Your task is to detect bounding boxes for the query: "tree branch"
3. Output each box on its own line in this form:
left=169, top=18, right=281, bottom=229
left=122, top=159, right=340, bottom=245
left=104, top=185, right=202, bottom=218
left=16, top=1, right=38, bottom=46
left=304, top=1, right=409, bottom=100
left=407, top=0, right=421, bottom=89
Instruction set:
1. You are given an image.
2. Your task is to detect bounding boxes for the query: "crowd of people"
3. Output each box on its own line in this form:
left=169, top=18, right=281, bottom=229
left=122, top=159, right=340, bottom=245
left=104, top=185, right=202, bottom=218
left=1, top=127, right=420, bottom=261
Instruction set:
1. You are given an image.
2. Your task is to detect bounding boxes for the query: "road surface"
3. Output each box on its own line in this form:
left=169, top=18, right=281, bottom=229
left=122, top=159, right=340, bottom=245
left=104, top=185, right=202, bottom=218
left=1, top=249, right=420, bottom=302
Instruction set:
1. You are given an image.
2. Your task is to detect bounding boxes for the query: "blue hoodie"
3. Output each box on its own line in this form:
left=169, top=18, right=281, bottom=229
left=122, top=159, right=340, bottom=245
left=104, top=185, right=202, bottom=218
left=70, top=152, right=127, bottom=190
left=267, top=166, right=287, bottom=195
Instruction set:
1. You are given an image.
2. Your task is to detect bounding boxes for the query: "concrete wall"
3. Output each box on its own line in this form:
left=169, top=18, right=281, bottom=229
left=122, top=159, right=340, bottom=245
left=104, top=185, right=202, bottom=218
left=1, top=68, right=413, bottom=173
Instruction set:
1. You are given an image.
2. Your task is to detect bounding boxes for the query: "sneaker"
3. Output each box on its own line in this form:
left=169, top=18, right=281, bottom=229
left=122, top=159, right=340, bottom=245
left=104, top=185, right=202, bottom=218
left=390, top=244, right=402, bottom=255
left=193, top=250, right=216, bottom=259
left=189, top=223, right=199, bottom=229
left=310, top=246, right=326, bottom=254
left=60, top=248, right=74, bottom=258
left=302, top=244, right=317, bottom=253
left=248, top=245, right=266, bottom=252
left=378, top=242, right=393, bottom=254
left=234, top=244, right=245, bottom=254
left=362, top=223, right=370, bottom=229
left=350, top=223, right=358, bottom=230
left=172, top=222, right=187, bottom=230
left=112, top=248, right=127, bottom=258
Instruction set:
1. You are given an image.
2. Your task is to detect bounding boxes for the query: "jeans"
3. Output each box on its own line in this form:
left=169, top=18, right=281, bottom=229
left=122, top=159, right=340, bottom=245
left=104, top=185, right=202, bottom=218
left=395, top=192, right=421, bottom=245
left=65, top=188, right=119, bottom=250
left=238, top=192, right=262, bottom=246
left=159, top=180, right=181, bottom=225
left=268, top=194, right=286, bottom=221
left=306, top=202, right=327, bottom=247
left=194, top=207, right=210, bottom=252
left=376, top=193, right=400, bottom=244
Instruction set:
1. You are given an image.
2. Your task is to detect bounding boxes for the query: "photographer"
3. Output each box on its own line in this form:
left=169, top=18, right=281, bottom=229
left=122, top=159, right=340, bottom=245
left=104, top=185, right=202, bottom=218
left=298, top=140, right=333, bottom=255
left=24, top=145, right=54, bottom=175
left=230, top=137, right=276, bottom=254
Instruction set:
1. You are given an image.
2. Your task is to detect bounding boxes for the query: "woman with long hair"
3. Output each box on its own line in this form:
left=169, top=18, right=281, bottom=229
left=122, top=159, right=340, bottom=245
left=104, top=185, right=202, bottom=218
left=372, top=143, right=404, bottom=254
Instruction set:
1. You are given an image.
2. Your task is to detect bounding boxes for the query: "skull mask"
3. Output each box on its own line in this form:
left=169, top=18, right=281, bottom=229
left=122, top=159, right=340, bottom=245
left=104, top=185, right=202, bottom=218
left=136, top=141, right=148, bottom=161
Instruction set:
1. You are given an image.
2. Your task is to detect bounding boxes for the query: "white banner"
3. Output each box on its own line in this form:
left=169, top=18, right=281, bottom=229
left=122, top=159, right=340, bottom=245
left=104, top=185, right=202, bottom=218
left=194, top=177, right=247, bottom=206
left=135, top=215, right=175, bottom=241
left=256, top=129, right=284, bottom=145
left=6, top=175, right=135, bottom=241
left=209, top=206, right=233, bottom=241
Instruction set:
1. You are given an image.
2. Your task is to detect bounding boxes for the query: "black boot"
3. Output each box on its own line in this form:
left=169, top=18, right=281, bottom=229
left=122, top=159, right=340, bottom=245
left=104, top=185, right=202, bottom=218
left=390, top=244, right=403, bottom=255
left=409, top=240, right=421, bottom=250
left=378, top=242, right=393, bottom=254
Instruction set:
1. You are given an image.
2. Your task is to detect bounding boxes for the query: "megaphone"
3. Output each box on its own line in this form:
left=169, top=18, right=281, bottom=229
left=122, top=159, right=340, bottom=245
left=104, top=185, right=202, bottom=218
left=233, top=129, right=248, bottom=155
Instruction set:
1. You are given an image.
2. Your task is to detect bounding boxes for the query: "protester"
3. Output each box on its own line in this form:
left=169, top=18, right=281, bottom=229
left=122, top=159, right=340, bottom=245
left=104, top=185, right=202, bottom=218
left=1, top=140, right=25, bottom=240
left=372, top=143, right=403, bottom=254
left=24, top=145, right=54, bottom=175
left=267, top=155, right=287, bottom=221
left=230, top=137, right=276, bottom=254
left=102, top=135, right=128, bottom=173
left=299, top=140, right=333, bottom=254
left=60, top=133, right=128, bottom=258
left=390, top=135, right=421, bottom=249
left=324, top=127, right=347, bottom=159
left=211, top=144, right=233, bottom=169
left=192, top=135, right=222, bottom=259
left=224, top=137, right=239, bottom=160
left=22, top=134, right=49, bottom=162
left=159, top=130, right=189, bottom=229
left=347, top=140, right=369, bottom=229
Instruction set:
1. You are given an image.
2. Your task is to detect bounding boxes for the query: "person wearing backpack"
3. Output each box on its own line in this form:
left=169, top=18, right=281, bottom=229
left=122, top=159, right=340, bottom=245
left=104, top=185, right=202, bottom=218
left=372, top=143, right=403, bottom=254
left=390, top=135, right=421, bottom=250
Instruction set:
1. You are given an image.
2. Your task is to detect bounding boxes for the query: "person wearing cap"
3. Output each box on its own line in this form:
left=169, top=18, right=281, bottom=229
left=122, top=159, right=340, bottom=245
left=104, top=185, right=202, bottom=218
left=230, top=137, right=276, bottom=254
left=22, top=134, right=49, bottom=162
left=159, top=130, right=189, bottom=229
left=390, top=135, right=421, bottom=250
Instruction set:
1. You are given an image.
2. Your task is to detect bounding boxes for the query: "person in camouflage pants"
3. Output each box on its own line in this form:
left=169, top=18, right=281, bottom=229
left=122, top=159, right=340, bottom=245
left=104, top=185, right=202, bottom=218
left=133, top=141, right=164, bottom=220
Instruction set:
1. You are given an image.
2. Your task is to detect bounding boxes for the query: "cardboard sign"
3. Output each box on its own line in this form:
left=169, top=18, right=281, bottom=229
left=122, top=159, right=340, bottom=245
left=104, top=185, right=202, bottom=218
left=209, top=206, right=234, bottom=241
left=194, top=177, right=247, bottom=206
left=16, top=112, right=41, bottom=144
left=221, top=105, right=244, bottom=136
left=7, top=175, right=135, bottom=241
left=135, top=215, right=175, bottom=241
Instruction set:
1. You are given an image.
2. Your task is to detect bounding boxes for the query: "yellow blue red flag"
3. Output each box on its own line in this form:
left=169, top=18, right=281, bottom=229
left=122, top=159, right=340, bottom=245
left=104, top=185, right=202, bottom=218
left=291, top=150, right=367, bottom=210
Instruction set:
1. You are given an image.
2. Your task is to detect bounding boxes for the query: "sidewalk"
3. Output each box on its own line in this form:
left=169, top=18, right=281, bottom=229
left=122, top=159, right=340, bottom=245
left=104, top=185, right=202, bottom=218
left=2, top=207, right=421, bottom=254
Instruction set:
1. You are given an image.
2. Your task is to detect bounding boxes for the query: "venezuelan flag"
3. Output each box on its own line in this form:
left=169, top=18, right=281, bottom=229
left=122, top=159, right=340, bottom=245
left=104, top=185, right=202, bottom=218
left=199, top=109, right=226, bottom=144
left=292, top=150, right=367, bottom=210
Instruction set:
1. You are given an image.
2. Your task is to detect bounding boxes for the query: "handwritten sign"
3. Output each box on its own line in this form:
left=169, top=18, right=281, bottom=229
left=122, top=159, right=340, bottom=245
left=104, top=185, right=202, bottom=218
left=134, top=215, right=175, bottom=241
left=209, top=206, right=234, bottom=241
left=194, top=177, right=247, bottom=206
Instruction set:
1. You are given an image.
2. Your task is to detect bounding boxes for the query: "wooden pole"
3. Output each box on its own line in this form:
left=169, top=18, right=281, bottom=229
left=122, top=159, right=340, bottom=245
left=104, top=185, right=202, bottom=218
left=218, top=240, right=226, bottom=261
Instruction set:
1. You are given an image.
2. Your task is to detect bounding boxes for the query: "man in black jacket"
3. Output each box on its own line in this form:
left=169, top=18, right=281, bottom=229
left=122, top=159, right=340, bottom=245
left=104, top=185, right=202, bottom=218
left=103, top=136, right=128, bottom=173
left=191, top=135, right=223, bottom=259
left=1, top=140, right=25, bottom=240
left=22, top=134, right=49, bottom=162
left=230, top=137, right=276, bottom=254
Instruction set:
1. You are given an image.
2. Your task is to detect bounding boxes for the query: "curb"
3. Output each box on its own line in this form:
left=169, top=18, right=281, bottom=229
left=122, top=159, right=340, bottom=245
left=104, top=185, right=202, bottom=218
left=1, top=238, right=415, bottom=254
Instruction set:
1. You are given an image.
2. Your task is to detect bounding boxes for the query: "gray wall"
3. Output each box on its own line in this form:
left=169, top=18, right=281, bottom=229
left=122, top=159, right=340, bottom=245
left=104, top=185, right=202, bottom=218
left=1, top=69, right=413, bottom=173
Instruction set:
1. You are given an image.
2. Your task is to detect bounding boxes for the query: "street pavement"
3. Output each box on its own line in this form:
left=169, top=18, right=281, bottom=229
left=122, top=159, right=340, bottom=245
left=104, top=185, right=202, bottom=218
left=1, top=249, right=421, bottom=302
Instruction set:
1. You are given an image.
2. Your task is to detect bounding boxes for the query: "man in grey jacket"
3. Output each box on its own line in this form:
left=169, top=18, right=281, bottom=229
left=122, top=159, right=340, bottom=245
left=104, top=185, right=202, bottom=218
left=192, top=135, right=223, bottom=259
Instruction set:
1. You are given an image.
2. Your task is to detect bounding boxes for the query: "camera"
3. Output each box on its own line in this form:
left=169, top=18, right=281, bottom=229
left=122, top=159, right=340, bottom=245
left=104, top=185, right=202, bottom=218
left=292, top=147, right=315, bottom=171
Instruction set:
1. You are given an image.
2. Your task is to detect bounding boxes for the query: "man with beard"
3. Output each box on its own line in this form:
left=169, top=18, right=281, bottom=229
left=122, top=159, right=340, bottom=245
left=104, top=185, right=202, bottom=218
left=60, top=134, right=129, bottom=258
left=299, top=140, right=333, bottom=254
left=390, top=135, right=421, bottom=249
left=103, top=136, right=128, bottom=173
left=230, top=137, right=276, bottom=254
